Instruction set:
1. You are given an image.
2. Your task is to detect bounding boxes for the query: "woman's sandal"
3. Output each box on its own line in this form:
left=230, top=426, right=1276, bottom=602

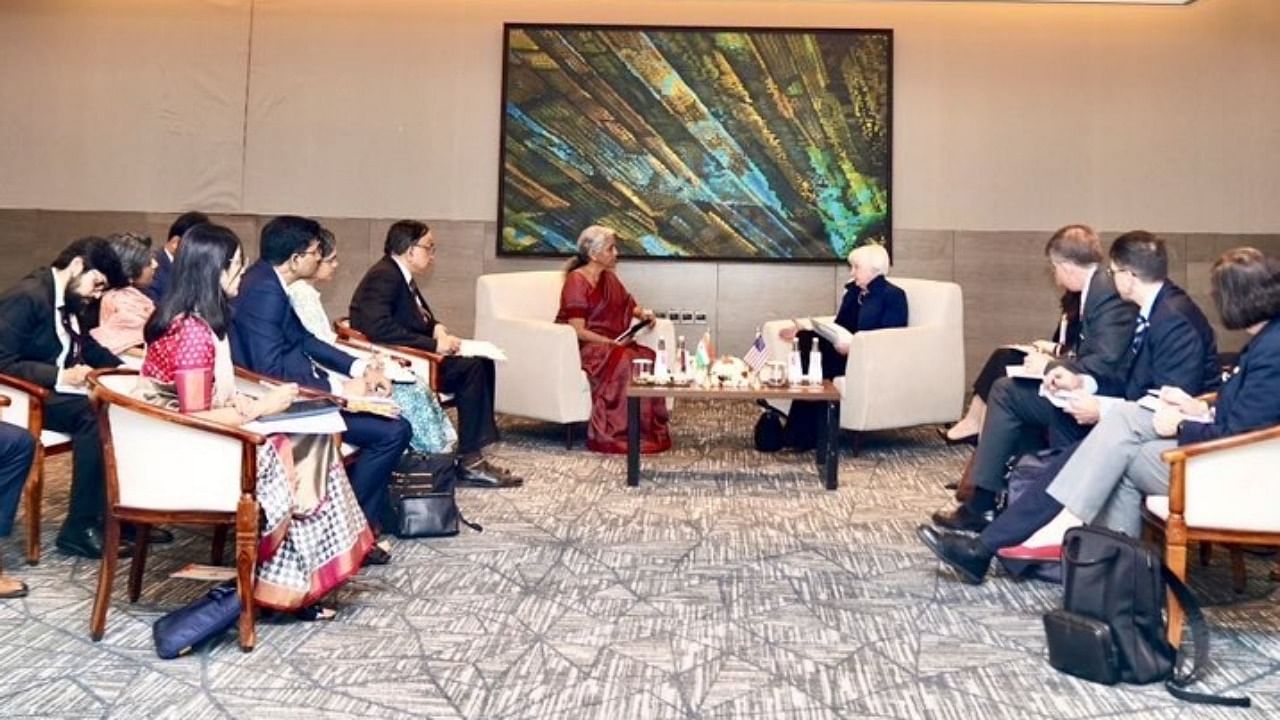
left=0, top=580, right=30, bottom=600
left=293, top=603, right=337, bottom=622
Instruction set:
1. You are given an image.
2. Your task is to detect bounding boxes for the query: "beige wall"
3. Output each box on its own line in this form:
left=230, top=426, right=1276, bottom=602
left=2, top=1, right=1279, bottom=383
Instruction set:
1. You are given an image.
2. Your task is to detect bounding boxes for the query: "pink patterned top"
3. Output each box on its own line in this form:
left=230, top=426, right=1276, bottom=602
left=141, top=315, right=216, bottom=383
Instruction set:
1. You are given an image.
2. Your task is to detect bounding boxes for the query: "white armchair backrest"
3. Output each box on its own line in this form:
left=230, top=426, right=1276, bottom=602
left=1182, top=434, right=1280, bottom=532
left=892, top=277, right=962, bottom=329
left=476, top=271, right=565, bottom=322
left=98, top=372, right=245, bottom=513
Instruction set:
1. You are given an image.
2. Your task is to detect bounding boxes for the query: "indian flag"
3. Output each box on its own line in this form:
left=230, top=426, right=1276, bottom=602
left=694, top=332, right=715, bottom=369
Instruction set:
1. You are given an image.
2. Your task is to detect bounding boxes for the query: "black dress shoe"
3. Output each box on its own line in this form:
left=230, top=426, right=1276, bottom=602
left=362, top=545, right=391, bottom=567
left=122, top=526, right=175, bottom=545
left=930, top=504, right=992, bottom=533
left=936, top=426, right=979, bottom=447
left=916, top=525, right=993, bottom=585
left=55, top=527, right=133, bottom=559
left=458, top=463, right=523, bottom=489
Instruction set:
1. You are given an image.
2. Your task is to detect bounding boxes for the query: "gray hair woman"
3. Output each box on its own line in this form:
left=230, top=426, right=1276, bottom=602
left=556, top=225, right=671, bottom=454
left=89, top=232, right=158, bottom=354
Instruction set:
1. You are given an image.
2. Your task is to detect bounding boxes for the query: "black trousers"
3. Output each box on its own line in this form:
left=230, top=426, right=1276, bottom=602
left=972, top=348, right=1027, bottom=402
left=42, top=392, right=105, bottom=533
left=438, top=356, right=499, bottom=455
left=784, top=331, right=845, bottom=453
left=342, top=412, right=413, bottom=530
left=796, top=330, right=847, bottom=380
left=970, top=377, right=1090, bottom=495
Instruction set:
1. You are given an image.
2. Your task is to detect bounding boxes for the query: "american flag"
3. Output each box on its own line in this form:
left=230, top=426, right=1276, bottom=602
left=743, top=330, right=768, bottom=371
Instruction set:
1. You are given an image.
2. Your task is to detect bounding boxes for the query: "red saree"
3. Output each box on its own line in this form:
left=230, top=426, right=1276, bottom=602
left=557, top=270, right=671, bottom=454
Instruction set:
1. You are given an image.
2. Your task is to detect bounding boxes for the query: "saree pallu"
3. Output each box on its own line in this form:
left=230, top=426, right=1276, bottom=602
left=580, top=343, right=671, bottom=455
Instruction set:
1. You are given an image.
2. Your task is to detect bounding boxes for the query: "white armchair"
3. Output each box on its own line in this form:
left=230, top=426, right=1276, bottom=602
left=760, top=278, right=965, bottom=451
left=1143, top=423, right=1280, bottom=645
left=0, top=373, right=73, bottom=565
left=474, top=270, right=675, bottom=445
left=88, top=369, right=263, bottom=652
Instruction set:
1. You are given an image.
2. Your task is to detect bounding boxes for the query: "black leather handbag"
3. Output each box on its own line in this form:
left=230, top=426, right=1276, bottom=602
left=153, top=581, right=241, bottom=659
left=753, top=400, right=786, bottom=452
left=1044, top=526, right=1249, bottom=706
left=383, top=453, right=482, bottom=538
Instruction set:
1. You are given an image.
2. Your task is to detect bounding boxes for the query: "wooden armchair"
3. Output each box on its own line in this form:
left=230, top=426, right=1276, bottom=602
left=87, top=369, right=265, bottom=652
left=333, top=316, right=447, bottom=396
left=1143, top=421, right=1280, bottom=645
left=0, top=373, right=74, bottom=565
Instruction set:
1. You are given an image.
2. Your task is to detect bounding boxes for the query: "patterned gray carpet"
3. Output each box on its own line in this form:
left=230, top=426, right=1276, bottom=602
left=3, top=400, right=1280, bottom=719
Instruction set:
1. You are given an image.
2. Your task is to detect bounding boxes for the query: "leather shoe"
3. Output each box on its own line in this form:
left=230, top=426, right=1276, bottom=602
left=916, top=525, right=993, bottom=585
left=458, top=463, right=523, bottom=489
left=122, top=526, right=175, bottom=545
left=930, top=504, right=992, bottom=533
left=55, top=527, right=133, bottom=559
left=0, top=579, right=29, bottom=599
left=936, top=426, right=979, bottom=447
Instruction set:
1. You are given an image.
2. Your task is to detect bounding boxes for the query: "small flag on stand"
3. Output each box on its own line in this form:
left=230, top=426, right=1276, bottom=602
left=743, top=329, right=768, bottom=371
left=694, top=332, right=714, bottom=370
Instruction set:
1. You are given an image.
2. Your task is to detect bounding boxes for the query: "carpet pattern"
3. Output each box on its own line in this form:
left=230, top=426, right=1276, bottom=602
left=2, top=400, right=1280, bottom=719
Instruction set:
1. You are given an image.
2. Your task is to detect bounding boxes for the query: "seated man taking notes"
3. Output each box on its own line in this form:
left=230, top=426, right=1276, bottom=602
left=349, top=221, right=522, bottom=487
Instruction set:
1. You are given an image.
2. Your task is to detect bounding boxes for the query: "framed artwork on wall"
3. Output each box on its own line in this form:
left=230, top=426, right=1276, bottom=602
left=498, top=23, right=893, bottom=262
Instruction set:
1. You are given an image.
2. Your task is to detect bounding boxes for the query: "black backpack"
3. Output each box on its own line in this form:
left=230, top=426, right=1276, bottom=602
left=1043, top=525, right=1249, bottom=707
left=753, top=400, right=786, bottom=452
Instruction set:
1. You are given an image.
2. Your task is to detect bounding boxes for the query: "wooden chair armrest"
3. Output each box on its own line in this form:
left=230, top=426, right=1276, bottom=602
left=0, top=395, right=9, bottom=408
left=0, top=372, right=52, bottom=402
left=88, top=369, right=268, bottom=446
left=233, top=367, right=347, bottom=406
left=335, top=337, right=445, bottom=392
left=1160, top=423, right=1280, bottom=464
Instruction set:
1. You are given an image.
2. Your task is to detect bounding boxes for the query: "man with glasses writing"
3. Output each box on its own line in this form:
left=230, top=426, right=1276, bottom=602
left=349, top=220, right=522, bottom=488
left=0, top=237, right=130, bottom=558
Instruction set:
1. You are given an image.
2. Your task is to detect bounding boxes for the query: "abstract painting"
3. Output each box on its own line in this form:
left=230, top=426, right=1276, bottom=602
left=498, top=24, right=893, bottom=261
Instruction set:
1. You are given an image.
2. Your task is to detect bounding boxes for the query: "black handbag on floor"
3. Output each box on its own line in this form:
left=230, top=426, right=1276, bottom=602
left=153, top=581, right=241, bottom=659
left=753, top=400, right=787, bottom=452
left=1044, top=526, right=1249, bottom=707
left=383, top=453, right=482, bottom=538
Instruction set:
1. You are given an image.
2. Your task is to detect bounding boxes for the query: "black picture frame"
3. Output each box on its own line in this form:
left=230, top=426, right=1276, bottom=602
left=497, top=22, right=894, bottom=263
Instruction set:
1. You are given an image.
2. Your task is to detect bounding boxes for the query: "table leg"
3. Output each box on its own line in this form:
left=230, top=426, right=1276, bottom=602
left=627, top=396, right=640, bottom=487
left=824, top=400, right=839, bottom=490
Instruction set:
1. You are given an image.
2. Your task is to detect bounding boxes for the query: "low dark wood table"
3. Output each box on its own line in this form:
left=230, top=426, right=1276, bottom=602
left=626, top=380, right=842, bottom=490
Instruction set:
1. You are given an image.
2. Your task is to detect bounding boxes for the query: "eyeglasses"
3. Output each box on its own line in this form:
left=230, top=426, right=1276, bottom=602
left=295, top=247, right=323, bottom=260
left=1106, top=266, right=1133, bottom=278
left=414, top=243, right=436, bottom=256
left=321, top=254, right=339, bottom=265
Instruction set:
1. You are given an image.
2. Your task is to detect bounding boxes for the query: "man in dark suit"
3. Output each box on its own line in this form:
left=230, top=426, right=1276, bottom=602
left=0, top=419, right=36, bottom=597
left=230, top=216, right=412, bottom=562
left=349, top=220, right=521, bottom=488
left=0, top=237, right=133, bottom=558
left=932, top=225, right=1141, bottom=531
left=144, top=210, right=208, bottom=304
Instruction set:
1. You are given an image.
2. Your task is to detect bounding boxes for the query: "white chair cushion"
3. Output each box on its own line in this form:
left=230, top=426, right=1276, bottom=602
left=40, top=430, right=72, bottom=448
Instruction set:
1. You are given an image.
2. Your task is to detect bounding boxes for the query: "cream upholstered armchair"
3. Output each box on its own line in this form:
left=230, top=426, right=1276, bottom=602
left=87, top=369, right=263, bottom=652
left=0, top=373, right=73, bottom=565
left=1143, top=422, right=1280, bottom=645
left=474, top=270, right=675, bottom=445
left=760, top=277, right=965, bottom=452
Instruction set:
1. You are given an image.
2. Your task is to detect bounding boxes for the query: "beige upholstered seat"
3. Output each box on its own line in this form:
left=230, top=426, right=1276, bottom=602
left=87, top=369, right=263, bottom=652
left=474, top=270, right=675, bottom=440
left=761, top=278, right=966, bottom=449
left=0, top=373, right=74, bottom=564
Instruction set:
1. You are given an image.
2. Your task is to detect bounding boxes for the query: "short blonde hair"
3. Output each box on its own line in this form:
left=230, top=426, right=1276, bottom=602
left=848, top=243, right=890, bottom=277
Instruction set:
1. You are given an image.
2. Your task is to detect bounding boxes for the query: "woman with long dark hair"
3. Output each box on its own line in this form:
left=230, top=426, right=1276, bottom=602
left=137, top=222, right=373, bottom=617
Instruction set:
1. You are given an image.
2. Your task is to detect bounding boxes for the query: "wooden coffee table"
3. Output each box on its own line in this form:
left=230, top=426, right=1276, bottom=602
left=626, top=380, right=842, bottom=490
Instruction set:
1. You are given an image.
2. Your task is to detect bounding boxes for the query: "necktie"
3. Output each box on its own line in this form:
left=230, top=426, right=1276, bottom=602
left=408, top=279, right=434, bottom=323
left=59, top=306, right=84, bottom=368
left=1130, top=315, right=1149, bottom=355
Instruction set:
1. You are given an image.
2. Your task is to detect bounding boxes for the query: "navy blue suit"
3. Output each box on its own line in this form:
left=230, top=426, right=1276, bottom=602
left=0, top=421, right=36, bottom=538
left=1100, top=283, right=1220, bottom=400
left=971, top=282, right=1219, bottom=495
left=144, top=249, right=173, bottom=304
left=786, top=275, right=909, bottom=451
left=1180, top=316, right=1280, bottom=446
left=230, top=260, right=411, bottom=528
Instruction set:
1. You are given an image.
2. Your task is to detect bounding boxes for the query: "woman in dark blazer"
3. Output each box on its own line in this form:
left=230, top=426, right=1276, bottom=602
left=780, top=243, right=908, bottom=451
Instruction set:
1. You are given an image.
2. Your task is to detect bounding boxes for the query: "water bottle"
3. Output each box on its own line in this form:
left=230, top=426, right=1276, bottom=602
left=807, top=348, right=823, bottom=385
left=676, top=335, right=688, bottom=375
left=787, top=337, right=803, bottom=385
left=654, top=338, right=669, bottom=381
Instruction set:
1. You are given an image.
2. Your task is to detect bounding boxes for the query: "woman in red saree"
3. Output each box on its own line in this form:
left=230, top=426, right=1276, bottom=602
left=557, top=226, right=671, bottom=454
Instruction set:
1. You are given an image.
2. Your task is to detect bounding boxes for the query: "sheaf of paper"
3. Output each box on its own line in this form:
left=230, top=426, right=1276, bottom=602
left=459, top=339, right=508, bottom=361
left=1136, top=395, right=1213, bottom=423
left=244, top=409, right=347, bottom=435
left=1005, top=365, right=1045, bottom=380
